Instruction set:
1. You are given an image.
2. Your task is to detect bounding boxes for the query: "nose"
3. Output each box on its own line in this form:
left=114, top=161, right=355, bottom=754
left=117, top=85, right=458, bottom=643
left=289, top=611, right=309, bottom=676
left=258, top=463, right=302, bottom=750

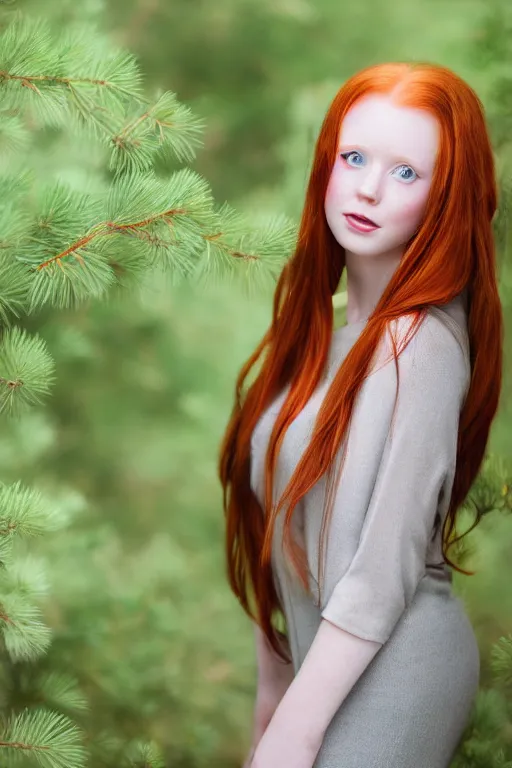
left=357, top=166, right=382, bottom=205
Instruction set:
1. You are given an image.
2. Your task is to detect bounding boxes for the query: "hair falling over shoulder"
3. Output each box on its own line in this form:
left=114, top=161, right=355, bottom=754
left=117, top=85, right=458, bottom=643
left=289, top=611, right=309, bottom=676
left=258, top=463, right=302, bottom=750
left=218, top=61, right=504, bottom=661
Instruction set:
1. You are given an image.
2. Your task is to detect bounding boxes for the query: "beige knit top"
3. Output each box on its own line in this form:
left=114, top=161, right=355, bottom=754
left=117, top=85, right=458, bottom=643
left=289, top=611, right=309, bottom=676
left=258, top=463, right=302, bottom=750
left=249, top=293, right=471, bottom=650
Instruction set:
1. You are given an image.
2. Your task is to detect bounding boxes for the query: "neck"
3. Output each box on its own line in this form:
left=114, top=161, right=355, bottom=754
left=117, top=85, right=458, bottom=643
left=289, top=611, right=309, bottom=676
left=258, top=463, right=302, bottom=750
left=344, top=247, right=402, bottom=324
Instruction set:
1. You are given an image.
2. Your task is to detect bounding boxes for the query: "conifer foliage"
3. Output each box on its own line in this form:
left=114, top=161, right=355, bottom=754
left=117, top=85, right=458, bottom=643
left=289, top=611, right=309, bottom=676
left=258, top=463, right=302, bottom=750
left=0, top=1, right=511, bottom=766
left=0, top=7, right=296, bottom=768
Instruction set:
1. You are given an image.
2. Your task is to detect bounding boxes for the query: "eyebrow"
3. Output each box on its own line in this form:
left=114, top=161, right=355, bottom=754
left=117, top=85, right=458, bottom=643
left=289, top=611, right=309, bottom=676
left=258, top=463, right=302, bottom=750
left=339, top=144, right=426, bottom=171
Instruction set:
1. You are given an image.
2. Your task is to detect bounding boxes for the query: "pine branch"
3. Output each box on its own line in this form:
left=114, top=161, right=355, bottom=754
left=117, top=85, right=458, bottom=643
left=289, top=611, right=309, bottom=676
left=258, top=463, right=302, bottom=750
left=0, top=596, right=52, bottom=661
left=0, top=708, right=87, bottom=768
left=0, top=14, right=144, bottom=119
left=0, top=327, right=55, bottom=418
left=0, top=171, right=295, bottom=315
left=123, top=740, right=165, bottom=768
left=0, top=7, right=291, bottom=768
left=0, top=480, right=67, bottom=662
left=0, top=15, right=206, bottom=174
left=29, top=671, right=89, bottom=715
left=110, top=90, right=206, bottom=172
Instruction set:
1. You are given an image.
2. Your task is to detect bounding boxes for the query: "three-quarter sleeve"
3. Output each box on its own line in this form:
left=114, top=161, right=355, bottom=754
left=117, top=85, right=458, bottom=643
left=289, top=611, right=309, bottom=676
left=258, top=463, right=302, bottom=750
left=320, top=317, right=469, bottom=645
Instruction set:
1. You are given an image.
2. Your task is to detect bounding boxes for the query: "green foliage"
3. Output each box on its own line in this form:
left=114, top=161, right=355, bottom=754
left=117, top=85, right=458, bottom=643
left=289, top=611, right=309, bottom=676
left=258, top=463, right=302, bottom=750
left=0, top=0, right=510, bottom=767
left=0, top=4, right=295, bottom=767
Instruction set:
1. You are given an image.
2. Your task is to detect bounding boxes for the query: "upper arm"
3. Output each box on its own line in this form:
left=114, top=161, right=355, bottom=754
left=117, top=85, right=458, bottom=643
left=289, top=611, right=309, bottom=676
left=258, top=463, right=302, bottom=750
left=320, top=316, right=468, bottom=644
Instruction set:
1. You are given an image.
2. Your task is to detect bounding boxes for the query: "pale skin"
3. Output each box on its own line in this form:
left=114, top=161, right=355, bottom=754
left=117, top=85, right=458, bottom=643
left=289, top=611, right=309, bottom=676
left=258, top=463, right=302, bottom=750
left=242, top=625, right=295, bottom=768
left=247, top=94, right=440, bottom=767
left=326, top=93, right=439, bottom=324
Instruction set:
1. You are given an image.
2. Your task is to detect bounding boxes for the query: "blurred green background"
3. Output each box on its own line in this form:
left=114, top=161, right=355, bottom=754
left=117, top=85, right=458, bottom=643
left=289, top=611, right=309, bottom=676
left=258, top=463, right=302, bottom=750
left=7, top=0, right=512, bottom=765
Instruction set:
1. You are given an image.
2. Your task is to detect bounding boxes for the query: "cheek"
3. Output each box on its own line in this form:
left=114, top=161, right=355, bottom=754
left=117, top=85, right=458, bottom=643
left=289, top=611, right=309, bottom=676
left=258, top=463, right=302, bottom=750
left=325, top=166, right=348, bottom=207
left=325, top=174, right=340, bottom=207
left=390, top=195, right=428, bottom=233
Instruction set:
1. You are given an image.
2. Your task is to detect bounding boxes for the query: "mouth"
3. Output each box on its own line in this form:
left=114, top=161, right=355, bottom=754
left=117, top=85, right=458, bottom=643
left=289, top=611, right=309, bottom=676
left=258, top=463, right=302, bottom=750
left=344, top=212, right=380, bottom=227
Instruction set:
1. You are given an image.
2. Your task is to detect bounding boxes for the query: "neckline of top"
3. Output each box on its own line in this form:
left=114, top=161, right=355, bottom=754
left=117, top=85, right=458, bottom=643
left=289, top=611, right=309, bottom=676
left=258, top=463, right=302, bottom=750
left=333, top=318, right=368, bottom=336
left=332, top=293, right=467, bottom=340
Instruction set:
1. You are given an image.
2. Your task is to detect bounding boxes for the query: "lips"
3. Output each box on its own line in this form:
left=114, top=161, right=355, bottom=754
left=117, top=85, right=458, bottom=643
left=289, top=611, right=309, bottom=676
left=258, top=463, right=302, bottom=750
left=345, top=212, right=379, bottom=227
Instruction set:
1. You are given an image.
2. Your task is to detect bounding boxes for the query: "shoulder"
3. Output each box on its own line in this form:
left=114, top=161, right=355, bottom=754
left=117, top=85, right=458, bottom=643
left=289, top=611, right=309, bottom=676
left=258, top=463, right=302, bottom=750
left=384, top=308, right=467, bottom=364
left=371, top=310, right=470, bottom=407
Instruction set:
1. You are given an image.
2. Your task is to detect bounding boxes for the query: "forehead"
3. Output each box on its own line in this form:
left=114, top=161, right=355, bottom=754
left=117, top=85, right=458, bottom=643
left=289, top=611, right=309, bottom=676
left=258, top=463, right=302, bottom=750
left=339, top=94, right=439, bottom=166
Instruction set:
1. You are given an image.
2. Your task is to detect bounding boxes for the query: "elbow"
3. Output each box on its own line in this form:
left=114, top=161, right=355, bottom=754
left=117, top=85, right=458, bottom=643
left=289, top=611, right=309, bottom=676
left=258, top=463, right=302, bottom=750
left=320, top=577, right=407, bottom=645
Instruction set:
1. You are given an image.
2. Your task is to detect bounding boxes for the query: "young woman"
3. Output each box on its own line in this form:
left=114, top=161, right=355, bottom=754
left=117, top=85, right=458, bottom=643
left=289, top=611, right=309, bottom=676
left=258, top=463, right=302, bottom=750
left=218, top=61, right=504, bottom=768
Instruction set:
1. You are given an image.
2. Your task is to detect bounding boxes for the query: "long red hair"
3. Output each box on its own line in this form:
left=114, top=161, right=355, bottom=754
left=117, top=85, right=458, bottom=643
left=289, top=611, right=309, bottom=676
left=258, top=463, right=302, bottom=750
left=218, top=61, right=504, bottom=661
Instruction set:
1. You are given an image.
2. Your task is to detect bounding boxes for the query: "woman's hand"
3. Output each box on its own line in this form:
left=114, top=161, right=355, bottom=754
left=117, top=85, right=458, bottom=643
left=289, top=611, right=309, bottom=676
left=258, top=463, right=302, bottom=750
left=249, top=723, right=321, bottom=768
left=243, top=668, right=296, bottom=766
left=244, top=624, right=297, bottom=766
left=248, top=683, right=322, bottom=768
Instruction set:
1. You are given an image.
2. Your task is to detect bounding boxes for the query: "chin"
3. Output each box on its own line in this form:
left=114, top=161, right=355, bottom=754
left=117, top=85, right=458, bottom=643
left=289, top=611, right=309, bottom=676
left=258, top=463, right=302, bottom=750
left=339, top=235, right=384, bottom=249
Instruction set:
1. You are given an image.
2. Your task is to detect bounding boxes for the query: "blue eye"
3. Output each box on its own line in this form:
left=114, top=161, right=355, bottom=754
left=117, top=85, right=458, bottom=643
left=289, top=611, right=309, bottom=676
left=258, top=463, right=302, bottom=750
left=340, top=151, right=418, bottom=183
left=394, top=165, right=417, bottom=183
left=340, top=150, right=364, bottom=166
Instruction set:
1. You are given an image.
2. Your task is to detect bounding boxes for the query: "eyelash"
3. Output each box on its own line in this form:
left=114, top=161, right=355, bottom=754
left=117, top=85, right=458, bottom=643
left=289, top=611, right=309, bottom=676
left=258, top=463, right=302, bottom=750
left=339, top=150, right=419, bottom=183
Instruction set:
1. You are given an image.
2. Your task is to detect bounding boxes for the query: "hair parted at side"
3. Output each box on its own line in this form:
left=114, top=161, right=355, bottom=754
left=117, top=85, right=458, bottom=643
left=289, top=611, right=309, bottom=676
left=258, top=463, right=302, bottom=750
left=218, top=61, right=504, bottom=661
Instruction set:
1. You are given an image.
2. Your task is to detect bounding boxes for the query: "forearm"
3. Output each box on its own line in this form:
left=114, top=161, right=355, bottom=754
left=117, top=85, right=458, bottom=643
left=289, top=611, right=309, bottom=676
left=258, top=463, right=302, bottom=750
left=254, top=623, right=294, bottom=687
left=250, top=677, right=290, bottom=746
left=250, top=623, right=294, bottom=741
left=252, top=619, right=382, bottom=766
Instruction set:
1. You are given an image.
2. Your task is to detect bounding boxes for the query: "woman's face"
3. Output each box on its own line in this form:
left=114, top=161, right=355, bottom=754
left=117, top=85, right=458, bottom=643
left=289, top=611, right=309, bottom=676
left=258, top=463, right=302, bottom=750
left=324, top=94, right=439, bottom=261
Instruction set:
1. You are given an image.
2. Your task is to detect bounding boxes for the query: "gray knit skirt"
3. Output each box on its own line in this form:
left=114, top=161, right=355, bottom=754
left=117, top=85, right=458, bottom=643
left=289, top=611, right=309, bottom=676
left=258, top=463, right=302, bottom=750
left=311, top=573, right=480, bottom=768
